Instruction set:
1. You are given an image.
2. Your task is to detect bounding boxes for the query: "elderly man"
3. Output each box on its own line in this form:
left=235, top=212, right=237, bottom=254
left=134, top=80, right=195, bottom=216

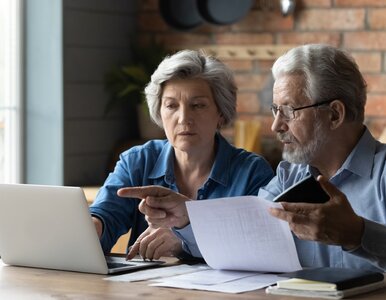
left=120, top=44, right=386, bottom=272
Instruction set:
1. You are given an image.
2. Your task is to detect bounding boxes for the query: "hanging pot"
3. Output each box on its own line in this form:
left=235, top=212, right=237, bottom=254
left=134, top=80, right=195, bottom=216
left=159, top=0, right=203, bottom=30
left=197, top=0, right=254, bottom=25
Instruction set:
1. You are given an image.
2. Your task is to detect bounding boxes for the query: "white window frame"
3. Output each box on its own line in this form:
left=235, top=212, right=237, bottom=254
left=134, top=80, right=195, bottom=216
left=0, top=0, right=23, bottom=183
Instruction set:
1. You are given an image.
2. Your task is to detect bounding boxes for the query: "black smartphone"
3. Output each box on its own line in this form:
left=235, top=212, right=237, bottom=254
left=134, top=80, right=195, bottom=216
left=273, top=175, right=329, bottom=203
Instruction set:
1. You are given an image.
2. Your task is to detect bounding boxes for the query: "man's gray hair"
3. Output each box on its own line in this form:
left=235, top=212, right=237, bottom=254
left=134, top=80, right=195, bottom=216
left=272, top=44, right=367, bottom=123
left=145, top=49, right=237, bottom=127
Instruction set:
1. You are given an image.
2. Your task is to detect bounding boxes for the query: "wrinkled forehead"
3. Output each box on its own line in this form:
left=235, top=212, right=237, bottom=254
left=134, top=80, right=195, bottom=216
left=273, top=74, right=309, bottom=106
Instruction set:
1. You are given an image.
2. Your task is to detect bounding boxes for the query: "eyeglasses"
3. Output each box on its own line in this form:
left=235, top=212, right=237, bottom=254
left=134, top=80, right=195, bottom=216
left=270, top=99, right=335, bottom=121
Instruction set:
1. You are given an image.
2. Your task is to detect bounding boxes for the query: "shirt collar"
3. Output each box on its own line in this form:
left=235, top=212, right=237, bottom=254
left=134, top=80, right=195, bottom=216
left=148, top=142, right=174, bottom=181
left=148, top=133, right=233, bottom=187
left=339, top=127, right=376, bottom=178
left=309, top=127, right=376, bottom=179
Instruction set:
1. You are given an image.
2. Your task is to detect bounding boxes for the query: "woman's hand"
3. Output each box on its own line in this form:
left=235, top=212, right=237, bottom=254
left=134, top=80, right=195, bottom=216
left=126, top=226, right=182, bottom=261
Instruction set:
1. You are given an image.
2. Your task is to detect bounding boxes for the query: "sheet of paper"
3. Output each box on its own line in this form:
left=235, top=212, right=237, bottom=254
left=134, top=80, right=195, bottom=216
left=150, top=272, right=282, bottom=294
left=104, top=264, right=210, bottom=282
left=186, top=196, right=301, bottom=272
left=151, top=269, right=256, bottom=285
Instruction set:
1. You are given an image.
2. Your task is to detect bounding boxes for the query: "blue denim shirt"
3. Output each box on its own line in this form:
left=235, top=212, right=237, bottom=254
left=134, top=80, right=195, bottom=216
left=258, top=128, right=386, bottom=272
left=90, top=133, right=274, bottom=254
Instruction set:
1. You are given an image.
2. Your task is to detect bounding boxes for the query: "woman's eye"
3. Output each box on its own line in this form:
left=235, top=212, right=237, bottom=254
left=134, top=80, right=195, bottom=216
left=165, top=103, right=177, bottom=109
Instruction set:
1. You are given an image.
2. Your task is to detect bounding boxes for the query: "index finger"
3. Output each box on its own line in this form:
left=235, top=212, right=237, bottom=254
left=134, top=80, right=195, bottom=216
left=117, top=185, right=172, bottom=199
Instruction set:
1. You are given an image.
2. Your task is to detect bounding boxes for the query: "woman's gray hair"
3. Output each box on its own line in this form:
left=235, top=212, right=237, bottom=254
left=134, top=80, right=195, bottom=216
left=272, top=44, right=367, bottom=123
left=144, top=49, right=237, bottom=127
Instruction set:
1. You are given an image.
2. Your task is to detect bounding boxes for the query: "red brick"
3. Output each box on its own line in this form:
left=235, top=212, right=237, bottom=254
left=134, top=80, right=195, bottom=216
left=277, top=32, right=341, bottom=46
left=215, top=33, right=273, bottom=45
left=344, top=32, right=386, bottom=50
left=156, top=34, right=212, bottom=48
left=351, top=52, right=382, bottom=73
left=298, top=9, right=365, bottom=30
left=365, top=93, right=386, bottom=116
left=224, top=59, right=253, bottom=72
left=299, top=0, right=332, bottom=8
left=233, top=11, right=294, bottom=32
left=365, top=118, right=386, bottom=140
left=368, top=9, right=386, bottom=30
left=235, top=74, right=268, bottom=90
left=237, top=92, right=260, bottom=113
left=364, top=75, right=386, bottom=93
left=254, top=60, right=275, bottom=73
left=335, top=0, right=386, bottom=7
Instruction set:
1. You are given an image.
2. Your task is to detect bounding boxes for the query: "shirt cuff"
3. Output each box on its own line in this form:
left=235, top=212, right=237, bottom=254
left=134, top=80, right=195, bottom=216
left=172, top=224, right=203, bottom=258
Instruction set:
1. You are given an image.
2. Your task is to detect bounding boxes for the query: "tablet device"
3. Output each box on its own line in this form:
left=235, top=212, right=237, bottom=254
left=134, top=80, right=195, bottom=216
left=273, top=175, right=329, bottom=203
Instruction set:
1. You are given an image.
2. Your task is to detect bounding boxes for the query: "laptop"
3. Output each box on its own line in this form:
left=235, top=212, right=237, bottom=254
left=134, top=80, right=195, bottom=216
left=0, top=183, right=164, bottom=274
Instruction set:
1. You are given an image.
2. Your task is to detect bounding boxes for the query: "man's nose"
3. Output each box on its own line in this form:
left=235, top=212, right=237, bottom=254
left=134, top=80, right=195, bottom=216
left=271, top=113, right=288, bottom=133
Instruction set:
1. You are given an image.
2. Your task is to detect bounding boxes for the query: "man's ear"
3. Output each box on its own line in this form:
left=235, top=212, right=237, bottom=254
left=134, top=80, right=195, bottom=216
left=329, top=100, right=345, bottom=129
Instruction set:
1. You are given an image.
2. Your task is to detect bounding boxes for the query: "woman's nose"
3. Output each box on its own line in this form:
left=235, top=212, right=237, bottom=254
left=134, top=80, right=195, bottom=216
left=178, top=106, right=193, bottom=124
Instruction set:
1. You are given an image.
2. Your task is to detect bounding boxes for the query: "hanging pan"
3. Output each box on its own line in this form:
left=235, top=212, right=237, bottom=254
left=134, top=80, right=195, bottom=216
left=197, top=0, right=254, bottom=25
left=159, top=0, right=203, bottom=30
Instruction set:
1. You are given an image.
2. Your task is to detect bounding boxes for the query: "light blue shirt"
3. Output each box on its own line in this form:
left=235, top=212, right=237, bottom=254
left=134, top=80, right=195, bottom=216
left=90, top=133, right=274, bottom=253
left=258, top=128, right=386, bottom=272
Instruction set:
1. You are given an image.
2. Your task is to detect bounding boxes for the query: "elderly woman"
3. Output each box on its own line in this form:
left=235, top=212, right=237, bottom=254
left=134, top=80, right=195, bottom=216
left=90, top=50, right=273, bottom=260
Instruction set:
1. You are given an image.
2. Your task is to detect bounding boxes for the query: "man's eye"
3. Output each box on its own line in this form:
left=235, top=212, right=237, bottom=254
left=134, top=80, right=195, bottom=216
left=192, top=103, right=205, bottom=108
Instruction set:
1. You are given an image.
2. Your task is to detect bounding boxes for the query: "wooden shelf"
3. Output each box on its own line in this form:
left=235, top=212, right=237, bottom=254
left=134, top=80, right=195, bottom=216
left=172, top=44, right=296, bottom=60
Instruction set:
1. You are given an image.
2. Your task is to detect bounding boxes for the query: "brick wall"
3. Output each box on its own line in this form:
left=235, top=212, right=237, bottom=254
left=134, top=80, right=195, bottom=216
left=137, top=0, right=386, bottom=168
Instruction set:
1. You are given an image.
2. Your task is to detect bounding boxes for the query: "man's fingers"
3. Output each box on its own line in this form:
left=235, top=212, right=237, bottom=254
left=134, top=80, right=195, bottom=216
left=317, top=175, right=343, bottom=200
left=280, top=201, right=319, bottom=213
left=269, top=207, right=309, bottom=225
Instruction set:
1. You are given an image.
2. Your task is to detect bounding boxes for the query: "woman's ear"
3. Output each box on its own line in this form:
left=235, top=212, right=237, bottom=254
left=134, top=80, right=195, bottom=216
left=329, top=100, right=345, bottom=129
left=217, top=115, right=225, bottom=130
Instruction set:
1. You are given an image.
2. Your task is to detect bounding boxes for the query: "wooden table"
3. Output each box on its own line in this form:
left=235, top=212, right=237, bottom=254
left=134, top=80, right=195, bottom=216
left=1, top=260, right=385, bottom=300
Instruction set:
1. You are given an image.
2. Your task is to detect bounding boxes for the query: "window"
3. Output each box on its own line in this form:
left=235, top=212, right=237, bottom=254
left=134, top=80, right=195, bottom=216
left=0, top=0, right=23, bottom=183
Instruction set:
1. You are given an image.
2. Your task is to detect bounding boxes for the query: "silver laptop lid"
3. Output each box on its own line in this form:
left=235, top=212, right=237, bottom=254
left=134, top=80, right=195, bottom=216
left=0, top=184, right=108, bottom=274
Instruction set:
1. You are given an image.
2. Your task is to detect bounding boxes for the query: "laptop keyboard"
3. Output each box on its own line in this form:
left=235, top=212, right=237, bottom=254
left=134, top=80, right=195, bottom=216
left=107, top=262, right=136, bottom=269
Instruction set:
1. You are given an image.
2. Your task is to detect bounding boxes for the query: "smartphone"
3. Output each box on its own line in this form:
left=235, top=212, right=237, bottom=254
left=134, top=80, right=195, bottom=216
left=273, top=175, right=329, bottom=203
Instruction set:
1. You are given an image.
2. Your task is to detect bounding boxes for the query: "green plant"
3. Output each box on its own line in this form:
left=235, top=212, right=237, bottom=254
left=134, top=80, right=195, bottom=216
left=104, top=41, right=169, bottom=115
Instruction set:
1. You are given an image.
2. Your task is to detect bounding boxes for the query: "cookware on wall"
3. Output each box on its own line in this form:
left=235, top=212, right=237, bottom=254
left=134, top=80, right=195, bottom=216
left=159, top=0, right=204, bottom=30
left=197, top=0, right=254, bottom=25
left=159, top=0, right=254, bottom=30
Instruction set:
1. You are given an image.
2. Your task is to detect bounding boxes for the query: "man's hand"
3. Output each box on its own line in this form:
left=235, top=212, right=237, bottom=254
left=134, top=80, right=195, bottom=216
left=269, top=176, right=364, bottom=250
left=126, top=226, right=182, bottom=261
left=118, top=185, right=191, bottom=228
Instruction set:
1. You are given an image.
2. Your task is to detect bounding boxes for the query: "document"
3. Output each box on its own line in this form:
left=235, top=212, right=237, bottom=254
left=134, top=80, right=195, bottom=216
left=186, top=195, right=301, bottom=272
left=104, top=264, right=210, bottom=282
left=151, top=271, right=282, bottom=293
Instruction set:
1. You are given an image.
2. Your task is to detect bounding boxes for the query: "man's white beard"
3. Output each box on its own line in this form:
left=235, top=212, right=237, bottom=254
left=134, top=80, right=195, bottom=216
left=280, top=118, right=327, bottom=164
